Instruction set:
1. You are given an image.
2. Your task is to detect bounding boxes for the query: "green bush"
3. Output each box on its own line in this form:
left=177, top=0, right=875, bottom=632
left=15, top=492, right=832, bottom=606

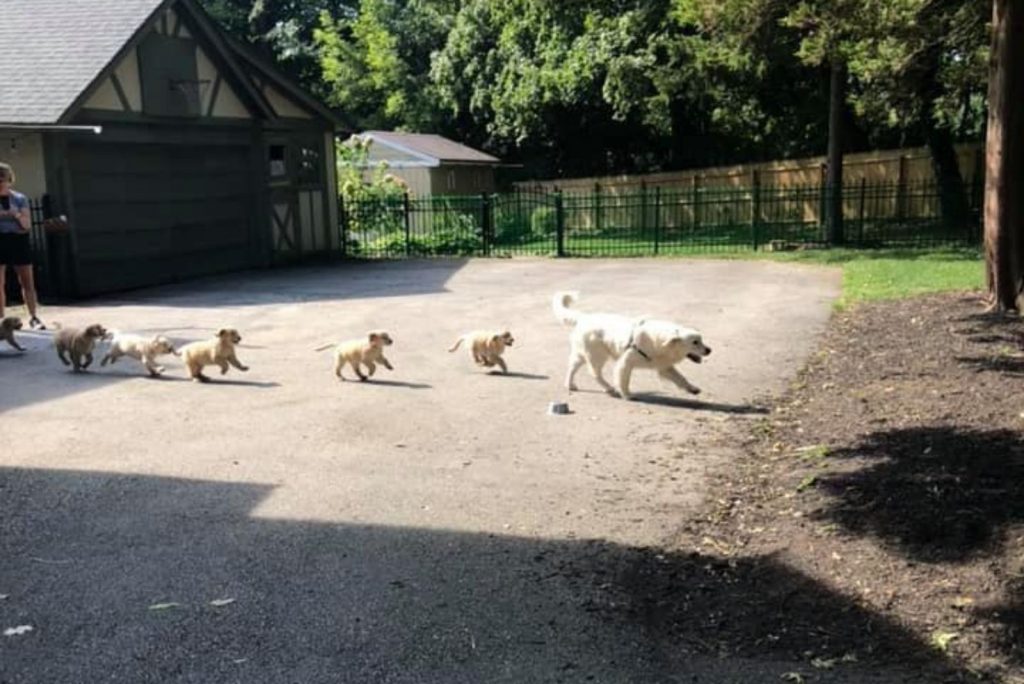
left=530, top=205, right=557, bottom=238
left=368, top=229, right=482, bottom=256
left=493, top=209, right=532, bottom=244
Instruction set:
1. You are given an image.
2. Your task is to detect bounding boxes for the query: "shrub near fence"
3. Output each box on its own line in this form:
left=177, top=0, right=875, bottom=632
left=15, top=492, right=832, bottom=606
left=339, top=178, right=981, bottom=259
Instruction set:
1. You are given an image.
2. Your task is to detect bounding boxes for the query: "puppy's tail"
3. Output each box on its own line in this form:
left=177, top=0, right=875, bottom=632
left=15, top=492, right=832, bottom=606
left=447, top=337, right=464, bottom=353
left=552, top=291, right=580, bottom=326
left=313, top=343, right=334, bottom=352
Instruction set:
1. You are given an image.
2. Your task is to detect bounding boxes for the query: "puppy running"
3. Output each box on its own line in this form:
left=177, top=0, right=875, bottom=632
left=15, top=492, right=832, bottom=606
left=553, top=292, right=711, bottom=401
left=179, top=328, right=248, bottom=382
left=54, top=323, right=109, bottom=372
left=101, top=332, right=179, bottom=377
left=449, top=330, right=514, bottom=374
left=332, top=331, right=394, bottom=381
left=1, top=316, right=25, bottom=351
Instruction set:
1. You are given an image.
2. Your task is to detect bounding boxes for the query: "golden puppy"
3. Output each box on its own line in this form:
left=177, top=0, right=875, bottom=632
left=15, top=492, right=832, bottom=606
left=1, top=316, right=25, bottom=352
left=448, top=330, right=514, bottom=374
left=54, top=324, right=109, bottom=371
left=101, top=332, right=179, bottom=377
left=179, top=328, right=248, bottom=382
left=334, top=331, right=393, bottom=381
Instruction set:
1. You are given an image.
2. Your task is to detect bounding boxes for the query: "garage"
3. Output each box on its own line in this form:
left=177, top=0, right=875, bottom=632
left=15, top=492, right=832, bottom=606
left=68, top=138, right=258, bottom=294
left=1, top=0, right=344, bottom=298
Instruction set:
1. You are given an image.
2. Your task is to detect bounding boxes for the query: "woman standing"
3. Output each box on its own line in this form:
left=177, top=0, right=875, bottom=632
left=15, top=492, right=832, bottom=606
left=0, top=162, right=43, bottom=328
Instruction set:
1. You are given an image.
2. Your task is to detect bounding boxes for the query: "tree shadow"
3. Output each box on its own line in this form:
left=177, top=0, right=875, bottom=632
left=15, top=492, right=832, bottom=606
left=814, top=426, right=1024, bottom=563
left=975, top=577, right=1024, bottom=667
left=0, top=466, right=962, bottom=682
left=956, top=354, right=1024, bottom=375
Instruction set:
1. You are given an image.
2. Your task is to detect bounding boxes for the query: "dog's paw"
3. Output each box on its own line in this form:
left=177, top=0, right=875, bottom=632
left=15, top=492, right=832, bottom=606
left=239, top=365, right=249, bottom=372
left=688, top=386, right=702, bottom=395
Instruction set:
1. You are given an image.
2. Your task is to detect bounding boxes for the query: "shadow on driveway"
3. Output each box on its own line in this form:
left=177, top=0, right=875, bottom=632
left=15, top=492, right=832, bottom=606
left=0, top=466, right=963, bottom=683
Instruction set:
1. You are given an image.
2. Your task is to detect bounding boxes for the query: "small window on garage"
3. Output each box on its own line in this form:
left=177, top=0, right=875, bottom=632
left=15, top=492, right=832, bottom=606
left=296, top=145, right=321, bottom=186
left=446, top=169, right=456, bottom=191
left=269, top=145, right=287, bottom=178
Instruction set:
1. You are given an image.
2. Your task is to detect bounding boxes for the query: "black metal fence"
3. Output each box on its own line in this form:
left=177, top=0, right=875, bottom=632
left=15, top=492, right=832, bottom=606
left=2, top=197, right=72, bottom=302
left=338, top=178, right=983, bottom=259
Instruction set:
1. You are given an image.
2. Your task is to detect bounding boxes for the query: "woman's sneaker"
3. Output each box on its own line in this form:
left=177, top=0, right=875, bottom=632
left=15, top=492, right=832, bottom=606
left=29, top=316, right=46, bottom=330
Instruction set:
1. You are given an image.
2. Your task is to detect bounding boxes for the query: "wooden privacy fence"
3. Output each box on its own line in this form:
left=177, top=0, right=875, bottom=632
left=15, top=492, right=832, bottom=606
left=514, top=143, right=984, bottom=195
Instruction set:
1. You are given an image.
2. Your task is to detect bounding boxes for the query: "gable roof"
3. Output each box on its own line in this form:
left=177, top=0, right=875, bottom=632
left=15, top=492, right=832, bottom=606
left=362, top=132, right=500, bottom=166
left=0, top=0, right=343, bottom=129
left=0, top=0, right=166, bottom=125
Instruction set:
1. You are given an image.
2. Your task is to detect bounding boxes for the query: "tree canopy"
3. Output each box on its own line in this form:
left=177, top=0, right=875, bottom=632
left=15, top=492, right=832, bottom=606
left=200, top=0, right=989, bottom=179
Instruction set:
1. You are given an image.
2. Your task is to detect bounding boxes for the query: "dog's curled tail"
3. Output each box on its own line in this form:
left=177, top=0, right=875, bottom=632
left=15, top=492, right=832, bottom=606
left=313, top=343, right=334, bottom=352
left=447, top=337, right=464, bottom=353
left=552, top=291, right=579, bottom=326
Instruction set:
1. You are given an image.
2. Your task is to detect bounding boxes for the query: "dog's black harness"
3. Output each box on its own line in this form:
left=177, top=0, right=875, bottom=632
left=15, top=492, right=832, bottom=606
left=626, top=320, right=651, bottom=361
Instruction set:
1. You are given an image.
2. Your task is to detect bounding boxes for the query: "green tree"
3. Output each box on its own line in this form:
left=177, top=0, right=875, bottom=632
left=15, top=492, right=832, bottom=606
left=314, top=0, right=456, bottom=131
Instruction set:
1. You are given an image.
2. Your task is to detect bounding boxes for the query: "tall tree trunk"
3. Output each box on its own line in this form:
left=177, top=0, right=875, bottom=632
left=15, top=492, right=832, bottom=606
left=984, top=0, right=1024, bottom=311
left=826, top=60, right=845, bottom=244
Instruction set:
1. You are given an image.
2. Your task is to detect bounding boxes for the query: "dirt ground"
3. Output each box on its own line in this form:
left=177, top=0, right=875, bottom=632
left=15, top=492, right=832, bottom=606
left=672, top=292, right=1024, bottom=682
left=0, top=258, right=863, bottom=683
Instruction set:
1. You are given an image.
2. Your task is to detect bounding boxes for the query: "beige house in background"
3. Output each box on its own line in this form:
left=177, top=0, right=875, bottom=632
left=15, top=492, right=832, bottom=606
left=353, top=131, right=500, bottom=197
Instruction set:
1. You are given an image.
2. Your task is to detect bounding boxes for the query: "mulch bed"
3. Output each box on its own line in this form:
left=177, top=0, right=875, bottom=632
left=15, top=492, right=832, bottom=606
left=654, top=292, right=1024, bottom=681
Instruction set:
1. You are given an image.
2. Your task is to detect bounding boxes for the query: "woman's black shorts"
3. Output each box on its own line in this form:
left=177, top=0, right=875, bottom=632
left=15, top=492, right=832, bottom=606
left=0, top=233, right=32, bottom=265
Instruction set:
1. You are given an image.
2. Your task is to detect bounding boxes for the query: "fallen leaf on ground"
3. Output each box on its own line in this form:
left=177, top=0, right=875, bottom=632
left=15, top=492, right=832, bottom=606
left=780, top=673, right=806, bottom=683
left=209, top=598, right=236, bottom=607
left=930, top=630, right=958, bottom=652
left=0, top=594, right=8, bottom=600
left=148, top=602, right=182, bottom=611
left=3, top=625, right=33, bottom=637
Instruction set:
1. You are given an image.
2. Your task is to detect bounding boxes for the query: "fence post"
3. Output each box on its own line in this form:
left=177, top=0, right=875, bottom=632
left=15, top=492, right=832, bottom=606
left=751, top=170, right=761, bottom=251
left=639, top=181, right=648, bottom=248
left=555, top=190, right=566, bottom=257
left=594, top=183, right=602, bottom=234
left=653, top=186, right=662, bottom=256
left=481, top=192, right=492, bottom=256
left=818, top=162, right=827, bottom=238
left=338, top=193, right=348, bottom=258
left=692, top=176, right=701, bottom=232
left=858, top=177, right=867, bottom=245
left=896, top=154, right=908, bottom=221
left=403, top=193, right=411, bottom=257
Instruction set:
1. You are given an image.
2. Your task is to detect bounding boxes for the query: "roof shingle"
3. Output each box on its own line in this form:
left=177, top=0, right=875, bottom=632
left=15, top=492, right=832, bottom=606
left=0, top=0, right=164, bottom=124
left=363, top=131, right=500, bottom=165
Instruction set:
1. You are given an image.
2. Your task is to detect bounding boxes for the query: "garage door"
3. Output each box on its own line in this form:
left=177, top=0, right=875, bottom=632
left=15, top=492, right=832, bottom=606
left=68, top=140, right=257, bottom=295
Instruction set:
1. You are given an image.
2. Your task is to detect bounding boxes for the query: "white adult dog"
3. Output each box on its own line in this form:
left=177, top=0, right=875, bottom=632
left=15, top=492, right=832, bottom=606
left=553, top=292, right=712, bottom=400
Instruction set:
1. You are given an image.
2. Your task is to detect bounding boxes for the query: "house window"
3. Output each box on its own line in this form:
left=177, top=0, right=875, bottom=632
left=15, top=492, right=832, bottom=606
left=296, top=145, right=321, bottom=185
left=269, top=145, right=287, bottom=178
left=473, top=170, right=483, bottom=190
left=446, top=170, right=456, bottom=191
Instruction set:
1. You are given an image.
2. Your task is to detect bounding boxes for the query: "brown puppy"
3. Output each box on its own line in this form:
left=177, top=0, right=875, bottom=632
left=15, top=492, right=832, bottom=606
left=179, top=328, right=248, bottom=382
left=1, top=316, right=25, bottom=352
left=448, top=330, right=514, bottom=374
left=54, top=324, right=108, bottom=371
left=334, top=331, right=393, bottom=381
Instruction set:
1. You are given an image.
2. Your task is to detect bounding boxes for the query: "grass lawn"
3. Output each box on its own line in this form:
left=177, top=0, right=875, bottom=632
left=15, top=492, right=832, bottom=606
left=723, top=247, right=984, bottom=307
left=498, top=240, right=983, bottom=307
